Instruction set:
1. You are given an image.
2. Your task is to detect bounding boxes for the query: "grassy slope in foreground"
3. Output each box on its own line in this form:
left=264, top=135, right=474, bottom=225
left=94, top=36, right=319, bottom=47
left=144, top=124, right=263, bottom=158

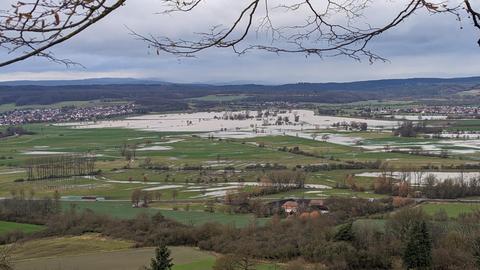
left=11, top=234, right=279, bottom=270
left=11, top=235, right=214, bottom=270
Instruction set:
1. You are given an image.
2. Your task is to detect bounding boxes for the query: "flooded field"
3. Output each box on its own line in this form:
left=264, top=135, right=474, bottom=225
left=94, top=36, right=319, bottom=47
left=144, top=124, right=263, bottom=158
left=56, top=110, right=480, bottom=157
left=62, top=110, right=397, bottom=132
left=357, top=171, right=480, bottom=183
left=389, top=115, right=448, bottom=120
left=361, top=138, right=480, bottom=154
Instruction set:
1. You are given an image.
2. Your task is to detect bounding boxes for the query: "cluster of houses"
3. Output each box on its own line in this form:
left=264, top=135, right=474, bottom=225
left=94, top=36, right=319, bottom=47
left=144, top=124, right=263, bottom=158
left=362, top=105, right=480, bottom=119
left=397, top=105, right=480, bottom=117
left=0, top=104, right=136, bottom=125
left=276, top=199, right=329, bottom=216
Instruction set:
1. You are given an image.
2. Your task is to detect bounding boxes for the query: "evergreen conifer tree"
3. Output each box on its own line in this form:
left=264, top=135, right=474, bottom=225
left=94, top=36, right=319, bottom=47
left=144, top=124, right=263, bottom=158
left=148, top=243, right=174, bottom=270
left=403, top=221, right=432, bottom=269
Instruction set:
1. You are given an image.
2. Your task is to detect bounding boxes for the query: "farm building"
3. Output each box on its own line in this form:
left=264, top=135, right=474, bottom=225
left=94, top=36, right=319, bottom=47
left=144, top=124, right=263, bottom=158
left=309, top=199, right=329, bottom=213
left=282, top=201, right=299, bottom=214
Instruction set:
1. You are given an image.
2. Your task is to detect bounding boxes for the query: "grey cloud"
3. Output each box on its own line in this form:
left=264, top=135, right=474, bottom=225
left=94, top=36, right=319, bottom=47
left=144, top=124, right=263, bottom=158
left=0, top=0, right=479, bottom=83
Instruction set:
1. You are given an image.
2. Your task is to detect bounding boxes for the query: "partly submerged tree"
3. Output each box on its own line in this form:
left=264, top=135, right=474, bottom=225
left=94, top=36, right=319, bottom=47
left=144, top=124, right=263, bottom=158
left=0, top=0, right=479, bottom=67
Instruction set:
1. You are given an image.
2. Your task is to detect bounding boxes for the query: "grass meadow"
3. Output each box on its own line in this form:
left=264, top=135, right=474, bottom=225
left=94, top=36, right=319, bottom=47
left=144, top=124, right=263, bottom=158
left=0, top=221, right=44, bottom=235
left=11, top=234, right=279, bottom=270
left=418, top=202, right=480, bottom=218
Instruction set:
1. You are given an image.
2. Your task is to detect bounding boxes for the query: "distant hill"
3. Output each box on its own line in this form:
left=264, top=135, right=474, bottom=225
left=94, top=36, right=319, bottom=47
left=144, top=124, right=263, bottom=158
left=312, top=76, right=480, bottom=91
left=0, top=78, right=169, bottom=86
left=1, top=76, right=480, bottom=88
left=0, top=76, right=479, bottom=111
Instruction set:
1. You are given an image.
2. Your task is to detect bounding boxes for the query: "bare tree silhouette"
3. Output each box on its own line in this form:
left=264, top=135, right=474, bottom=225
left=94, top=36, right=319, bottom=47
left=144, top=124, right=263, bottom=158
left=0, top=0, right=479, bottom=67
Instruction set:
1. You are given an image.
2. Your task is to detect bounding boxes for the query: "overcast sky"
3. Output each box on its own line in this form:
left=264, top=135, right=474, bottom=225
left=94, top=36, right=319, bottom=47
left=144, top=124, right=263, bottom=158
left=0, top=0, right=479, bottom=84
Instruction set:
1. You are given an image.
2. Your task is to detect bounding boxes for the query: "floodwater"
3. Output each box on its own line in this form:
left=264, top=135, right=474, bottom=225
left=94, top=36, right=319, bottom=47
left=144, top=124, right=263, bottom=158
left=389, top=115, right=448, bottom=120
left=356, top=171, right=480, bottom=183
left=61, top=110, right=397, bottom=132
left=136, top=146, right=172, bottom=151
left=57, top=110, right=480, bottom=155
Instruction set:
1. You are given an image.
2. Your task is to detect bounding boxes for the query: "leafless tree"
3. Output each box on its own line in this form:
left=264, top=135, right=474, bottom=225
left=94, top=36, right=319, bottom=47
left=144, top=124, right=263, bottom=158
left=0, top=0, right=479, bottom=67
left=24, top=154, right=96, bottom=181
left=131, top=189, right=141, bottom=207
left=413, top=167, right=425, bottom=186
left=399, top=165, right=411, bottom=183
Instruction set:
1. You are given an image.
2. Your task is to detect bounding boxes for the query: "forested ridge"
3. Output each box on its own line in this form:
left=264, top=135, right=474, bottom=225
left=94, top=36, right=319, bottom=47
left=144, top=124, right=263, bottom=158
left=1, top=77, right=480, bottom=111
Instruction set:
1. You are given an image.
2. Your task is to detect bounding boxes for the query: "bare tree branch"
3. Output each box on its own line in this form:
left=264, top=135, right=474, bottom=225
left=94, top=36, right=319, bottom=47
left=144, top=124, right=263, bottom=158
left=465, top=0, right=480, bottom=46
left=0, top=0, right=127, bottom=67
left=1, top=0, right=479, bottom=67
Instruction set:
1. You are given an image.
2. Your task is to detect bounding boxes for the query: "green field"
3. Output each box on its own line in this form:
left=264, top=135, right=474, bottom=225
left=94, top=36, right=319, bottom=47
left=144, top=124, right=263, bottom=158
left=418, top=202, right=480, bottom=218
left=0, top=221, right=44, bottom=235
left=0, top=122, right=474, bottom=205
left=190, top=94, right=251, bottom=102
left=243, top=134, right=467, bottom=166
left=0, top=126, right=353, bottom=201
left=0, top=118, right=478, bottom=232
left=0, top=126, right=320, bottom=168
left=63, top=201, right=269, bottom=227
left=446, top=119, right=480, bottom=131
left=0, top=100, right=127, bottom=113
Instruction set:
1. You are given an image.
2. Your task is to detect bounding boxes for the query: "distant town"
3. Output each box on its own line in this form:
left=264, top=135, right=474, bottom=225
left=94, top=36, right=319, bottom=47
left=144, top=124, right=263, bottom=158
left=363, top=105, right=480, bottom=119
left=0, top=103, right=137, bottom=126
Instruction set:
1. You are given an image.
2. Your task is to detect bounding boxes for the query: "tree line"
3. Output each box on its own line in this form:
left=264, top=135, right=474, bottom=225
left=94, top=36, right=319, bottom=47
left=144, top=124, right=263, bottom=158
left=24, top=154, right=96, bottom=181
left=3, top=195, right=480, bottom=269
left=374, top=173, right=480, bottom=199
left=0, top=126, right=34, bottom=139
